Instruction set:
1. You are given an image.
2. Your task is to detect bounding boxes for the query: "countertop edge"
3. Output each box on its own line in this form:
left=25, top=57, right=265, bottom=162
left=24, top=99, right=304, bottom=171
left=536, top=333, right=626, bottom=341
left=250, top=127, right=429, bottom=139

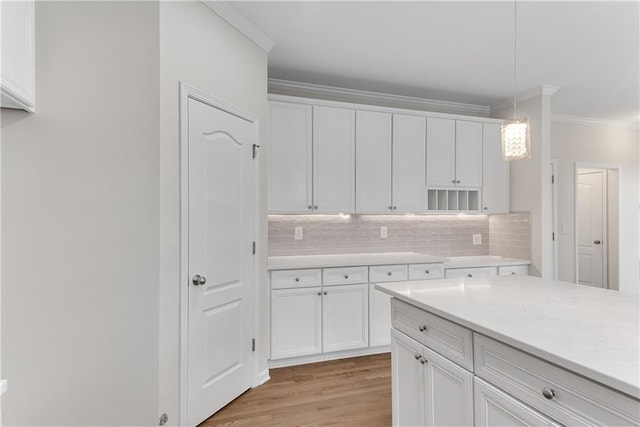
left=375, top=284, right=640, bottom=400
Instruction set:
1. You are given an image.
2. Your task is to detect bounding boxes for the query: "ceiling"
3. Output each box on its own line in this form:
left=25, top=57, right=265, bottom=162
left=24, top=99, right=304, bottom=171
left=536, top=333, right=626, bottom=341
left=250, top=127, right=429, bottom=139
left=231, top=1, right=639, bottom=125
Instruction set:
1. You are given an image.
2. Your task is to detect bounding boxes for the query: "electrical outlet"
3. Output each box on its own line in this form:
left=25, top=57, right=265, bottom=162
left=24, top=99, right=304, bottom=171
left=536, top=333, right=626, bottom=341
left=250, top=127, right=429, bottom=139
left=472, top=234, right=482, bottom=245
left=380, top=226, right=388, bottom=239
left=294, top=227, right=303, bottom=240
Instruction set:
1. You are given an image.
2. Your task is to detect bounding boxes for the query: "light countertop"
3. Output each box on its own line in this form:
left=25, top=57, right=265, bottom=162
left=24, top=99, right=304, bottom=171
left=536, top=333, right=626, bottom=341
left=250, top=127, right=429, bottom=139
left=375, top=275, right=640, bottom=399
left=267, top=252, right=447, bottom=270
left=444, top=255, right=531, bottom=268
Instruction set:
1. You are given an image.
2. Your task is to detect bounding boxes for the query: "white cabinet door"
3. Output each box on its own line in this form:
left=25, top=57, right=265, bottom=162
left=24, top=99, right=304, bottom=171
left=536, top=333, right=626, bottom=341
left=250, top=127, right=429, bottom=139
left=482, top=123, right=510, bottom=213
left=455, top=120, right=483, bottom=187
left=423, top=345, right=474, bottom=427
left=0, top=0, right=35, bottom=111
left=356, top=110, right=392, bottom=213
left=322, top=284, right=368, bottom=353
left=271, top=288, right=322, bottom=360
left=474, top=378, right=560, bottom=427
left=369, top=284, right=392, bottom=347
left=426, top=117, right=456, bottom=188
left=268, top=101, right=313, bottom=212
left=392, top=330, right=426, bottom=427
left=313, top=106, right=356, bottom=213
left=393, top=114, right=427, bottom=212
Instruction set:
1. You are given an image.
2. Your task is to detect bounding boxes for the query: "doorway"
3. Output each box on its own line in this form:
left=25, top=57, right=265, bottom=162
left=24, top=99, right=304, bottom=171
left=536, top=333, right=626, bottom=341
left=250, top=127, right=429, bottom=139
left=574, top=164, right=620, bottom=289
left=179, top=83, right=260, bottom=426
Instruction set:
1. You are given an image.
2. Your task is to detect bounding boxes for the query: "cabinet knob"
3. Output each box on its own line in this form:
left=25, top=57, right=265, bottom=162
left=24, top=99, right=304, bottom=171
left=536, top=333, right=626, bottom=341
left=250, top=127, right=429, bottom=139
left=393, top=206, right=397, bottom=210
left=414, top=354, right=420, bottom=360
left=317, top=291, right=322, bottom=296
left=456, top=180, right=461, bottom=184
left=387, top=272, right=392, bottom=276
left=419, top=356, right=426, bottom=365
left=542, top=388, right=556, bottom=400
left=467, top=274, right=473, bottom=277
left=295, top=277, right=300, bottom=282
left=388, top=206, right=393, bottom=210
left=483, top=207, right=488, bottom=211
left=308, top=205, right=313, bottom=210
left=323, top=290, right=328, bottom=295
left=594, top=240, right=601, bottom=245
left=313, top=205, right=318, bottom=210
left=418, top=325, right=427, bottom=332
left=451, top=179, right=456, bottom=184
left=425, top=269, right=430, bottom=274
left=344, top=274, right=349, bottom=279
left=511, top=272, right=517, bottom=275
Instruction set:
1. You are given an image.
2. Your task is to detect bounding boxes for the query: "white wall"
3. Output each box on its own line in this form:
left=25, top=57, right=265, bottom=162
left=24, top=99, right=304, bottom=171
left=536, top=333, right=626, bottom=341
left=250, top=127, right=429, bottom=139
left=552, top=120, right=639, bottom=293
left=493, top=94, right=553, bottom=278
left=1, top=2, right=160, bottom=425
left=157, top=2, right=268, bottom=424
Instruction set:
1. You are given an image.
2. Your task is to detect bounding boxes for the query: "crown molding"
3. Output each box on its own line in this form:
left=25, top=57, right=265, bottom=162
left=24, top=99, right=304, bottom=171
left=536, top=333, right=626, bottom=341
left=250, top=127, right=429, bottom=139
left=551, top=114, right=639, bottom=130
left=201, top=1, right=274, bottom=52
left=490, top=84, right=560, bottom=114
left=268, top=79, right=491, bottom=117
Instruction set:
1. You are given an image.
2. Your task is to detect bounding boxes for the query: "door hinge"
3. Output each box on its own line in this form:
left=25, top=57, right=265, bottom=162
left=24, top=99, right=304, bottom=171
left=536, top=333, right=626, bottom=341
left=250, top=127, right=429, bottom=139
left=551, top=175, right=555, bottom=184
left=252, top=144, right=260, bottom=159
left=252, top=338, right=256, bottom=352
left=252, top=241, right=256, bottom=254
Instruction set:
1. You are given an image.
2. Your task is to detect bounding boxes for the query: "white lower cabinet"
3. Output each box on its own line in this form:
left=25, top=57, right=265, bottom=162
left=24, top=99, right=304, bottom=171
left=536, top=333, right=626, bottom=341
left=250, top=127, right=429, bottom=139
left=474, top=378, right=560, bottom=427
left=323, top=284, right=369, bottom=352
left=369, top=284, right=392, bottom=347
left=392, top=329, right=474, bottom=427
left=270, top=287, right=322, bottom=360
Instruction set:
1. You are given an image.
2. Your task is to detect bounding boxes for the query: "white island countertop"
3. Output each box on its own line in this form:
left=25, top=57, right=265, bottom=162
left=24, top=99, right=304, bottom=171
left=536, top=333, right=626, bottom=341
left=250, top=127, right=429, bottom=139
left=267, top=252, right=447, bottom=270
left=376, top=275, right=640, bottom=399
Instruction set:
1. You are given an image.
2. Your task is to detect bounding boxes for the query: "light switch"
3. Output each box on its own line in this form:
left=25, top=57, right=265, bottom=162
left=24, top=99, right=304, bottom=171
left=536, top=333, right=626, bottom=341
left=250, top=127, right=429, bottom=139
left=294, top=227, right=303, bottom=240
left=380, top=226, right=388, bottom=239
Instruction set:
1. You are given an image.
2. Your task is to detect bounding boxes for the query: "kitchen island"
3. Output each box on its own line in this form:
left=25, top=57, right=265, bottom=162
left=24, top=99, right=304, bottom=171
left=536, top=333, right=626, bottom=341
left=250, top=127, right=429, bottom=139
left=376, top=275, right=640, bottom=426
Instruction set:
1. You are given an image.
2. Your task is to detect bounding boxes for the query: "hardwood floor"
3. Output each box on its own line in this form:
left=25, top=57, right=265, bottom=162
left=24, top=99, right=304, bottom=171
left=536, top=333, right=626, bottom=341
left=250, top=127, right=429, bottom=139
left=200, top=353, right=392, bottom=427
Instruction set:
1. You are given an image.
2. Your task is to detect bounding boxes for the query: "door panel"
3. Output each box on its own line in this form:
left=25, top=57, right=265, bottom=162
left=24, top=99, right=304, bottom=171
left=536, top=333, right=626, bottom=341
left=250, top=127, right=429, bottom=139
left=391, top=330, right=425, bottom=427
left=356, top=110, right=392, bottom=213
left=577, top=171, right=604, bottom=287
left=270, top=288, right=322, bottom=360
left=426, top=117, right=456, bottom=187
left=393, top=114, right=427, bottom=212
left=322, top=284, right=368, bottom=352
left=482, top=123, right=509, bottom=213
left=187, top=98, right=255, bottom=426
left=455, top=120, right=483, bottom=187
left=369, top=284, right=392, bottom=347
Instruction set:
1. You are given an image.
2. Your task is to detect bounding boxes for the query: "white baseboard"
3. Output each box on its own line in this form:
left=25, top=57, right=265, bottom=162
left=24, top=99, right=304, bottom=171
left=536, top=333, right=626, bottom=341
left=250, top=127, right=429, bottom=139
left=268, top=346, right=391, bottom=369
left=255, top=369, right=270, bottom=387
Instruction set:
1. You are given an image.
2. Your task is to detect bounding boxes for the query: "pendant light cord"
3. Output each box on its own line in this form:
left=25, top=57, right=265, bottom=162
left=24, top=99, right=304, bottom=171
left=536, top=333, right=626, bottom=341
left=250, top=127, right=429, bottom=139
left=513, top=0, right=518, bottom=119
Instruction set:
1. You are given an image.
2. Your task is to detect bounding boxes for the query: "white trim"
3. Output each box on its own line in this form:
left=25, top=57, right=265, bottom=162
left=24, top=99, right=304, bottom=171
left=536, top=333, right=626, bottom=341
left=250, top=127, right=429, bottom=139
left=268, top=79, right=491, bottom=117
left=268, top=346, right=390, bottom=369
left=490, top=84, right=560, bottom=115
left=255, top=369, right=270, bottom=387
left=550, top=159, right=559, bottom=281
left=201, top=1, right=274, bottom=52
left=551, top=114, right=640, bottom=130
left=179, top=82, right=260, bottom=426
left=268, top=93, right=504, bottom=125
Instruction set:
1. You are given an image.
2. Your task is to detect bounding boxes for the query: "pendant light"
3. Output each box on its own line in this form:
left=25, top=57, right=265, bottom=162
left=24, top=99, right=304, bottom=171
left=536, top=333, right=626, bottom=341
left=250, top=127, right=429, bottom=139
left=502, top=0, right=531, bottom=161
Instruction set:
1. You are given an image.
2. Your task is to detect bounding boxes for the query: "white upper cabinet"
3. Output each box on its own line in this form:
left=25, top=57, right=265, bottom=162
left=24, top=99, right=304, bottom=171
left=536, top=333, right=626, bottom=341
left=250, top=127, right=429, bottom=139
left=356, top=110, right=393, bottom=213
left=455, top=121, right=483, bottom=187
left=313, top=106, right=356, bottom=213
left=0, top=0, right=36, bottom=111
left=268, top=101, right=313, bottom=212
left=426, top=118, right=456, bottom=187
left=392, top=114, right=427, bottom=212
left=426, top=118, right=483, bottom=188
left=482, top=123, right=510, bottom=213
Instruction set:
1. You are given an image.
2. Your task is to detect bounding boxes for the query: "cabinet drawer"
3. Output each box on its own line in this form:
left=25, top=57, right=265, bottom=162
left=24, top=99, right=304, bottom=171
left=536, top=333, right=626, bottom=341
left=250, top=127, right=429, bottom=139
left=323, top=266, right=368, bottom=286
left=474, top=334, right=640, bottom=426
left=498, top=265, right=529, bottom=276
left=391, top=299, right=473, bottom=370
left=369, top=264, right=408, bottom=283
left=271, top=269, right=322, bottom=289
left=444, top=266, right=497, bottom=279
left=408, top=263, right=444, bottom=280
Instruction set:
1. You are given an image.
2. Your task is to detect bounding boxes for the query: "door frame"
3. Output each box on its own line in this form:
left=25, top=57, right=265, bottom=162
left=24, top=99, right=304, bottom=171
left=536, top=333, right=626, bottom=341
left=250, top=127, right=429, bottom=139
left=573, top=161, right=621, bottom=287
left=550, top=159, right=558, bottom=280
left=178, top=82, right=261, bottom=426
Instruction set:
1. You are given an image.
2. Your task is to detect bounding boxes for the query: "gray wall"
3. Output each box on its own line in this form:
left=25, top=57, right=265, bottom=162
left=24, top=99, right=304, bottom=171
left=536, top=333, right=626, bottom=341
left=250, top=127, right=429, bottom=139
left=1, top=2, right=160, bottom=425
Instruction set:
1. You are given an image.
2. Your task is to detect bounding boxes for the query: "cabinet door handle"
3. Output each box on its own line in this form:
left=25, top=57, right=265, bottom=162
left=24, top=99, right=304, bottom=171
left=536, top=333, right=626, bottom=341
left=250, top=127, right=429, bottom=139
left=418, top=325, right=427, bottom=332
left=308, top=205, right=313, bottom=210
left=425, top=269, right=430, bottom=274
left=323, top=291, right=328, bottom=295
left=388, top=206, right=393, bottom=210
left=594, top=240, right=601, bottom=245
left=344, top=274, right=349, bottom=279
left=511, top=272, right=517, bottom=275
left=542, top=388, right=556, bottom=400
left=392, top=206, right=397, bottom=210
left=414, top=354, right=420, bottom=360
left=483, top=207, right=488, bottom=211
left=295, top=277, right=300, bottom=282
left=317, top=291, right=322, bottom=296
left=419, top=356, right=427, bottom=365
left=467, top=274, right=473, bottom=277
left=313, top=205, right=318, bottom=210
left=387, top=272, right=392, bottom=276
left=456, top=180, right=461, bottom=184
left=451, top=179, right=456, bottom=184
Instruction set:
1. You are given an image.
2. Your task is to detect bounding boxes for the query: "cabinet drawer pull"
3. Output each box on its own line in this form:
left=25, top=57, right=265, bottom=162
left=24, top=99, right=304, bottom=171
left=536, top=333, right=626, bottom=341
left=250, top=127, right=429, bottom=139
left=542, top=388, right=556, bottom=400
left=344, top=274, right=349, bottom=279
left=414, top=354, right=420, bottom=360
left=467, top=274, right=472, bottom=277
left=323, top=290, right=328, bottom=295
left=511, top=271, right=517, bottom=275
left=419, top=356, right=426, bottom=365
left=418, top=325, right=427, bottom=332
left=425, top=269, right=430, bottom=274
left=387, top=272, right=392, bottom=276
left=313, top=205, right=318, bottom=210
left=307, top=205, right=312, bottom=210
left=317, top=291, right=322, bottom=296
left=295, top=277, right=300, bottom=282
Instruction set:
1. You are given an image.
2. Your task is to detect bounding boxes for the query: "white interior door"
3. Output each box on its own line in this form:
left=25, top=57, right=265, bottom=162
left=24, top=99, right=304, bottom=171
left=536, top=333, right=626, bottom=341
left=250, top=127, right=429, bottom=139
left=577, top=170, right=605, bottom=287
left=187, top=98, right=255, bottom=426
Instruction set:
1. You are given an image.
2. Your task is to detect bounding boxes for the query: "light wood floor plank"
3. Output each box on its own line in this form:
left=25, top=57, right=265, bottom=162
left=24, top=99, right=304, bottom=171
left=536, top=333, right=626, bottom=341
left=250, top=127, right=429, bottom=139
left=200, top=353, right=392, bottom=427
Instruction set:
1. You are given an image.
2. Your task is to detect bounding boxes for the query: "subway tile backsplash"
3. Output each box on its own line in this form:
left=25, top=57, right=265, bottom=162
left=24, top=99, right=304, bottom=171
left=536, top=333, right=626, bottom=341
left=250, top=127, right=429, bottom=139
left=268, top=214, right=490, bottom=257
left=268, top=213, right=532, bottom=260
left=488, top=213, right=532, bottom=260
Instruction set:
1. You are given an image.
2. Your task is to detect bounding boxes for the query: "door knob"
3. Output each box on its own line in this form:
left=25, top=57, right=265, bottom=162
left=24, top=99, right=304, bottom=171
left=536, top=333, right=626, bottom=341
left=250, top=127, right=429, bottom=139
left=192, top=275, right=206, bottom=286
left=594, top=240, right=601, bottom=245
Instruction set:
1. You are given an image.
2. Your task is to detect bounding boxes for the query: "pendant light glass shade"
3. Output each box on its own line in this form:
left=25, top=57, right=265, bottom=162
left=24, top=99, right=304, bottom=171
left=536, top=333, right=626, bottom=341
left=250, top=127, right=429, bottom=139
left=501, top=118, right=531, bottom=160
